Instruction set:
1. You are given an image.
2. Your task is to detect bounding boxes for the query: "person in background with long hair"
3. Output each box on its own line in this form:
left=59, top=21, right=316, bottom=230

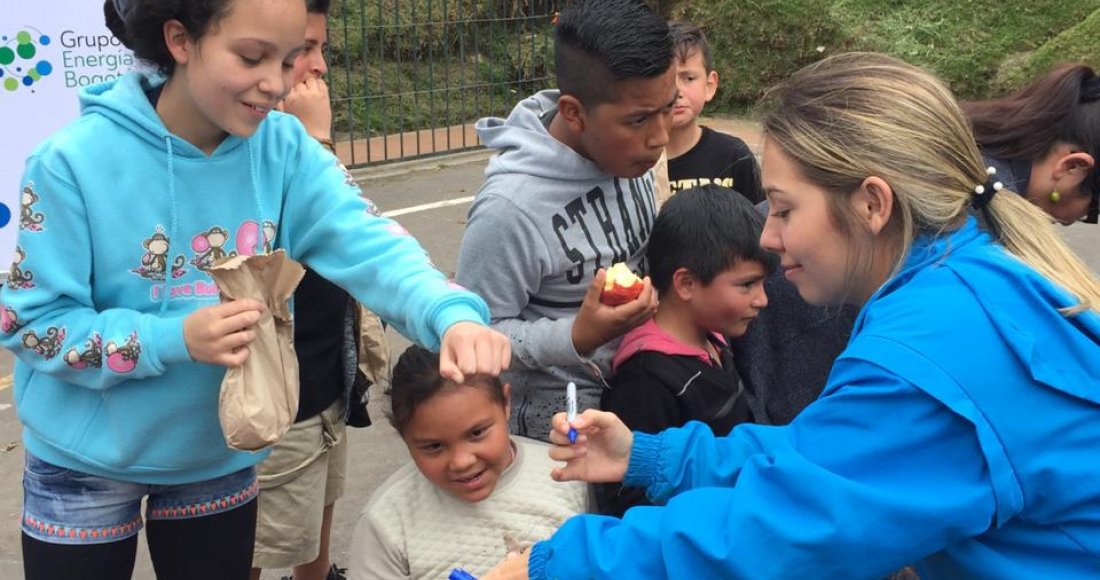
left=963, top=63, right=1100, bottom=225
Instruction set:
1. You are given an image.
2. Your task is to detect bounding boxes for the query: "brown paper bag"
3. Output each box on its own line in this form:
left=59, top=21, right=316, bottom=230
left=209, top=250, right=306, bottom=451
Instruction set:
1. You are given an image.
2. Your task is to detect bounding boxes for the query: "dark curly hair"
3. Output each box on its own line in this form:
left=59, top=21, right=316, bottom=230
left=647, top=184, right=778, bottom=294
left=388, top=345, right=506, bottom=435
left=103, top=0, right=234, bottom=75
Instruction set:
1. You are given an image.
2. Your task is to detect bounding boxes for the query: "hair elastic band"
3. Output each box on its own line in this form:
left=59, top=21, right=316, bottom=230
left=971, top=166, right=1003, bottom=210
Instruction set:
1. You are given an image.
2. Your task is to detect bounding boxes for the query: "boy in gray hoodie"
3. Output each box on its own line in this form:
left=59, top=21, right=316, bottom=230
left=455, top=0, right=675, bottom=439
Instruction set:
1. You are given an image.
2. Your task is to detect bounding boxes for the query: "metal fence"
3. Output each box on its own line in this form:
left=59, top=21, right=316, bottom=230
left=328, top=0, right=569, bottom=167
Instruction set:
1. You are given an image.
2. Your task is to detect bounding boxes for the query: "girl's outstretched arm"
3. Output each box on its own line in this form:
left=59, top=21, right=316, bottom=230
left=279, top=128, right=504, bottom=366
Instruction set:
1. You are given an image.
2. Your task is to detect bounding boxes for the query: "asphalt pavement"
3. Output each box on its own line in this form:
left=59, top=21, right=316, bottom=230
left=0, top=119, right=1097, bottom=578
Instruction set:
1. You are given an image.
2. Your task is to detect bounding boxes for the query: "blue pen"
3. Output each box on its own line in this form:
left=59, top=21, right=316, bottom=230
left=566, top=381, right=578, bottom=444
left=449, top=568, right=478, bottom=580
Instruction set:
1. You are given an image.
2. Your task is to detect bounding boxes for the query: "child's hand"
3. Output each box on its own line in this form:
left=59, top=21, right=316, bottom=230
left=278, top=77, right=332, bottom=141
left=183, top=299, right=266, bottom=368
left=547, top=409, right=634, bottom=484
left=439, top=322, right=512, bottom=384
left=571, top=268, right=657, bottom=355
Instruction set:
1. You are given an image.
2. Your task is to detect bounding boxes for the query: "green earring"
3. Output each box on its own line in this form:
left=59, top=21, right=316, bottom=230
left=1051, top=190, right=1061, bottom=203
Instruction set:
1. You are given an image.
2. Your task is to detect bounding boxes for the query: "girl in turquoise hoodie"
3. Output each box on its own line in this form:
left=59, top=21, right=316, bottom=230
left=485, top=53, right=1100, bottom=579
left=2, top=0, right=510, bottom=578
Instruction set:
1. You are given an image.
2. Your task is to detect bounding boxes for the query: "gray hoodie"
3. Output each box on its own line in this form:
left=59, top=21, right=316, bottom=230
left=456, top=90, right=657, bottom=439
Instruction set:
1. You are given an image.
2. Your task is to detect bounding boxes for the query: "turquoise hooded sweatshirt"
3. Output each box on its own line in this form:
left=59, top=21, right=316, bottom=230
left=530, top=217, right=1100, bottom=578
left=1, top=72, right=489, bottom=484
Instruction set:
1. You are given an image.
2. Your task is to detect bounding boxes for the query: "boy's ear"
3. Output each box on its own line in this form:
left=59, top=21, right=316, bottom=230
left=704, top=70, right=718, bottom=103
left=501, top=382, right=512, bottom=422
left=852, top=176, right=894, bottom=236
left=557, top=94, right=588, bottom=134
left=163, top=19, right=193, bottom=65
left=671, top=267, right=697, bottom=301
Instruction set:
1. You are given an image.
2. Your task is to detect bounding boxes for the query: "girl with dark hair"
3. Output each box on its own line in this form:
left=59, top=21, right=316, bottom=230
left=348, top=346, right=587, bottom=580
left=963, top=63, right=1100, bottom=225
left=2, top=0, right=510, bottom=578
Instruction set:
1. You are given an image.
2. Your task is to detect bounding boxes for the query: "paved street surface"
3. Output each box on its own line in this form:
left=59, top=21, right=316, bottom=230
left=0, top=118, right=1097, bottom=578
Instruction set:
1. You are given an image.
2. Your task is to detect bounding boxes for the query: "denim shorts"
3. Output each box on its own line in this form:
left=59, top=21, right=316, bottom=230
left=22, top=452, right=258, bottom=545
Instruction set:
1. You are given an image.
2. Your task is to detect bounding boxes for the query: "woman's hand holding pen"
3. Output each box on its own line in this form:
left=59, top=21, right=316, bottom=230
left=548, top=409, right=634, bottom=483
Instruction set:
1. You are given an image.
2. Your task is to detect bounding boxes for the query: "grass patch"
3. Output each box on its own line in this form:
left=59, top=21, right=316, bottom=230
left=992, top=8, right=1100, bottom=92
left=834, top=0, right=1099, bottom=98
left=674, top=0, right=1098, bottom=112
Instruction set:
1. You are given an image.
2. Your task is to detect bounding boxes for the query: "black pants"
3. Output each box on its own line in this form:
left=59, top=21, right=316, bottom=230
left=23, top=498, right=257, bottom=580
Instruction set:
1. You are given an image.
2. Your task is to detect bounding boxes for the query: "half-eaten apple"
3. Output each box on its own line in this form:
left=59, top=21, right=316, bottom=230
left=600, top=262, right=643, bottom=306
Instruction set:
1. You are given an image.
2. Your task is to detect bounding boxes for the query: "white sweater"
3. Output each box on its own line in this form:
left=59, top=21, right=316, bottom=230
left=349, top=436, right=589, bottom=579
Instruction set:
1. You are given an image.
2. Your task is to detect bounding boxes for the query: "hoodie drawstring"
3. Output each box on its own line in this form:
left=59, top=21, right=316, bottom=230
left=160, top=136, right=177, bottom=314
left=247, top=141, right=267, bottom=251
left=158, top=137, right=266, bottom=314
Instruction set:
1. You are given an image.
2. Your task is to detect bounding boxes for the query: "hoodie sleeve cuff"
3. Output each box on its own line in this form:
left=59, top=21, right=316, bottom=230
left=623, top=431, right=664, bottom=491
left=528, top=541, right=554, bottom=580
left=145, top=315, right=192, bottom=368
left=433, top=300, right=491, bottom=349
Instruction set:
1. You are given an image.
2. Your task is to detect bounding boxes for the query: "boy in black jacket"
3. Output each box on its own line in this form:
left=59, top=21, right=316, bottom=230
left=597, top=185, right=776, bottom=517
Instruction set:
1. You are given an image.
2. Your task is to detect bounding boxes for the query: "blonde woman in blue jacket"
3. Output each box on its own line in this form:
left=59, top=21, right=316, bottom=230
left=484, top=52, right=1100, bottom=579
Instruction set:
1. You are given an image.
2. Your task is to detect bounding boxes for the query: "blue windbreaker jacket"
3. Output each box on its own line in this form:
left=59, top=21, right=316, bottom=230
left=531, top=217, right=1100, bottom=578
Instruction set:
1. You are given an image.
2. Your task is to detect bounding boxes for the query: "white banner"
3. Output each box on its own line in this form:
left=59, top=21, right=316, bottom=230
left=2, top=3, right=139, bottom=270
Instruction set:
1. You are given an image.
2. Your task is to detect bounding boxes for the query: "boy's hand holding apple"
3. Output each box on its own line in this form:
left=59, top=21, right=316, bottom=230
left=572, top=264, right=657, bottom=356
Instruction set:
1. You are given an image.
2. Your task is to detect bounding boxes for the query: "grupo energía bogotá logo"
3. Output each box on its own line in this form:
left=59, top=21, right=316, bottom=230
left=1, top=27, right=53, bottom=93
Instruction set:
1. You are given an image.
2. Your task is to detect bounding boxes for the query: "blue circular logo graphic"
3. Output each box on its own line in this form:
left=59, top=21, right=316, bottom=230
left=1, top=26, right=52, bottom=93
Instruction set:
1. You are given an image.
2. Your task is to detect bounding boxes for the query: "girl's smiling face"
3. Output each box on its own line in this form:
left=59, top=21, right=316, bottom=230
left=401, top=383, right=514, bottom=503
left=161, top=0, right=307, bottom=152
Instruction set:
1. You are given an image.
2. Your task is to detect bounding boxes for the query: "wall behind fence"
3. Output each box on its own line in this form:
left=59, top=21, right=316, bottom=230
left=328, top=0, right=569, bottom=167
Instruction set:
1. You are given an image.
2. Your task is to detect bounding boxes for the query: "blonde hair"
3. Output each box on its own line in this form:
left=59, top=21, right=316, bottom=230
left=761, top=52, right=1100, bottom=313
